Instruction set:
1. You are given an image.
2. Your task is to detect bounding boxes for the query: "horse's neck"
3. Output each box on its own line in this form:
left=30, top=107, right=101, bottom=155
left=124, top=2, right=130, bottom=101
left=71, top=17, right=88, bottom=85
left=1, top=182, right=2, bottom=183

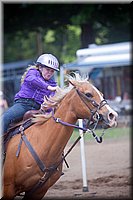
left=54, top=90, right=77, bottom=134
left=55, top=92, right=77, bottom=124
left=41, top=92, right=77, bottom=162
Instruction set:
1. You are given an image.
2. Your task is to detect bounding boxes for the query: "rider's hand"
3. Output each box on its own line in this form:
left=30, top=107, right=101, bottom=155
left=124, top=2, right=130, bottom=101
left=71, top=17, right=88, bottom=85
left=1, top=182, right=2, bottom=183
left=47, top=85, right=59, bottom=91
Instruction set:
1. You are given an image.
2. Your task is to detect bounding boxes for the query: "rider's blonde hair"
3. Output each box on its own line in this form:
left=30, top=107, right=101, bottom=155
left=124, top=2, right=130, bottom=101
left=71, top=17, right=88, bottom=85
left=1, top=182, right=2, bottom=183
left=21, top=65, right=39, bottom=85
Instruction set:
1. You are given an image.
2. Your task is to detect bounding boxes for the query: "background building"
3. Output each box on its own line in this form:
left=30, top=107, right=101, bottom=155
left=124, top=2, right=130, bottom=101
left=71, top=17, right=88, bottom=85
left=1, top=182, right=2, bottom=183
left=61, top=42, right=131, bottom=100
left=1, top=41, right=132, bottom=107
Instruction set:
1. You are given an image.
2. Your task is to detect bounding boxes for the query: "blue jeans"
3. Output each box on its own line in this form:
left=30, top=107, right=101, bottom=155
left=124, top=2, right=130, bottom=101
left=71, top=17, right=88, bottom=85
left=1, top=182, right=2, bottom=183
left=0, top=98, right=40, bottom=135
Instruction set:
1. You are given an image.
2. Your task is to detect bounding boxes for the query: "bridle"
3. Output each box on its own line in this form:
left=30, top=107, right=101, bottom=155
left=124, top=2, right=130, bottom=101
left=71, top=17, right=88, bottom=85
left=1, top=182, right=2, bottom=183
left=53, top=88, right=109, bottom=144
left=76, top=89, right=108, bottom=130
left=76, top=89, right=107, bottom=113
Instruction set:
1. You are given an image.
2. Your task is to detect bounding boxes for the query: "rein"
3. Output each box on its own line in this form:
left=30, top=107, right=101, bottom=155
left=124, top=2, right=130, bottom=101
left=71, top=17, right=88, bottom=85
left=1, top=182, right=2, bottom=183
left=52, top=112, right=104, bottom=144
left=52, top=88, right=108, bottom=144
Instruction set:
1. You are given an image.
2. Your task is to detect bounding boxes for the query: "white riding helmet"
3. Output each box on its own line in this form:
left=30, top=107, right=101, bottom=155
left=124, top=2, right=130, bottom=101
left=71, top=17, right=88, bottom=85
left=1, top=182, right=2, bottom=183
left=36, top=53, right=59, bottom=71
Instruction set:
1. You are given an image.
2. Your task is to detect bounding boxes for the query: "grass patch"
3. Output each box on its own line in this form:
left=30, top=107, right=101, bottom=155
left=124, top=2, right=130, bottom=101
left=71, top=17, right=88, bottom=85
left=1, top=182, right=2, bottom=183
left=70, top=126, right=131, bottom=142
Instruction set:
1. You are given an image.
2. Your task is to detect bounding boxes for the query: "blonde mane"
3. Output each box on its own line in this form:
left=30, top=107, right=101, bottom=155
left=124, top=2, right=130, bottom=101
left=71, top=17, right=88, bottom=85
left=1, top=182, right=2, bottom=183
left=32, top=73, right=88, bottom=123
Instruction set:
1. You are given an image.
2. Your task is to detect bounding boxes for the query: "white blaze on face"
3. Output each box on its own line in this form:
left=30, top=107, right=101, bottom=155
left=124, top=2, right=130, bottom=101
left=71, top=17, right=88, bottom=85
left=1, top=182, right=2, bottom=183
left=92, top=85, right=118, bottom=120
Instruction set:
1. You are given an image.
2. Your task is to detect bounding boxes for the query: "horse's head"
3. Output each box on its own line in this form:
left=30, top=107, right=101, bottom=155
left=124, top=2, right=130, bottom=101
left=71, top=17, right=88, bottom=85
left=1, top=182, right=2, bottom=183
left=35, top=73, right=118, bottom=128
left=68, top=73, right=118, bottom=129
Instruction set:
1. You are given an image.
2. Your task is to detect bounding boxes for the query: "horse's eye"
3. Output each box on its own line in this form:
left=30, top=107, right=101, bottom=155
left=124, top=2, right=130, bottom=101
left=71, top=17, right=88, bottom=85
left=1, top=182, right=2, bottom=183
left=85, top=93, right=93, bottom=98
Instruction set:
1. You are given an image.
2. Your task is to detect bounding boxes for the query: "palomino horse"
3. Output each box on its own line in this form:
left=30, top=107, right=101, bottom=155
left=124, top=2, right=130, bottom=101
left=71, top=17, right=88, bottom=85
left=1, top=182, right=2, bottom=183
left=2, top=73, right=118, bottom=200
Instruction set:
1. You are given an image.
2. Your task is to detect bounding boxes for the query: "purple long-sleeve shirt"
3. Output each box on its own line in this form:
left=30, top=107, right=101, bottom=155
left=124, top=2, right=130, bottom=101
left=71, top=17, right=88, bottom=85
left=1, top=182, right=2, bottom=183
left=15, top=68, right=57, bottom=105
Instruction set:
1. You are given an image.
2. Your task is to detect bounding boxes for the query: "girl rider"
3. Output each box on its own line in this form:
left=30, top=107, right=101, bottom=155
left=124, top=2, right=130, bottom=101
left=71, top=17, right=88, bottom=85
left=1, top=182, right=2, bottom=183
left=1, top=53, right=60, bottom=134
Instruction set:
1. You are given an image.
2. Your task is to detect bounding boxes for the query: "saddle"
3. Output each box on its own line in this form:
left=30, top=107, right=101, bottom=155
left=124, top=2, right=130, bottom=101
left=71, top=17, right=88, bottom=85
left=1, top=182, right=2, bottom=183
left=3, top=110, right=42, bottom=146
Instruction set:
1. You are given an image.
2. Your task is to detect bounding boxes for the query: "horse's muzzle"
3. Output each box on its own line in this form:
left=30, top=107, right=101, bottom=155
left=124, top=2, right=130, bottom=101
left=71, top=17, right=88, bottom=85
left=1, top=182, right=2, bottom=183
left=101, top=110, right=118, bottom=128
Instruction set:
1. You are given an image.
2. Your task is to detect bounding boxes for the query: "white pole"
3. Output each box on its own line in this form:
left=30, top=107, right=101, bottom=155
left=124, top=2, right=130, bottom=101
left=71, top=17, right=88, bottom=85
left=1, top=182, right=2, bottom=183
left=78, top=119, right=89, bottom=192
left=60, top=68, right=89, bottom=192
left=60, top=66, right=64, bottom=88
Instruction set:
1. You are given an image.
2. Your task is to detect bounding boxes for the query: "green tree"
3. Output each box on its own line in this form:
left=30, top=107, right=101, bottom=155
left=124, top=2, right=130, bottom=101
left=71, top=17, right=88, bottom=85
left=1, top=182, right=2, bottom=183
left=71, top=4, right=130, bottom=47
left=3, top=3, right=130, bottom=63
left=43, top=25, right=81, bottom=64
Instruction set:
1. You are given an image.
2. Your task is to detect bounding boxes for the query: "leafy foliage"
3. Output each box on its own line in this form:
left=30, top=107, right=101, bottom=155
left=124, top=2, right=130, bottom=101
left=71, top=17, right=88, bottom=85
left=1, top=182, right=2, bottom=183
left=3, top=3, right=130, bottom=63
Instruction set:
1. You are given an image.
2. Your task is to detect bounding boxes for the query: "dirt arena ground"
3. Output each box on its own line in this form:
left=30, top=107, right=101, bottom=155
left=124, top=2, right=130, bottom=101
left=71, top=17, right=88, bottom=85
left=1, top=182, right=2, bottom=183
left=3, top=128, right=132, bottom=200
left=44, top=133, right=132, bottom=200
